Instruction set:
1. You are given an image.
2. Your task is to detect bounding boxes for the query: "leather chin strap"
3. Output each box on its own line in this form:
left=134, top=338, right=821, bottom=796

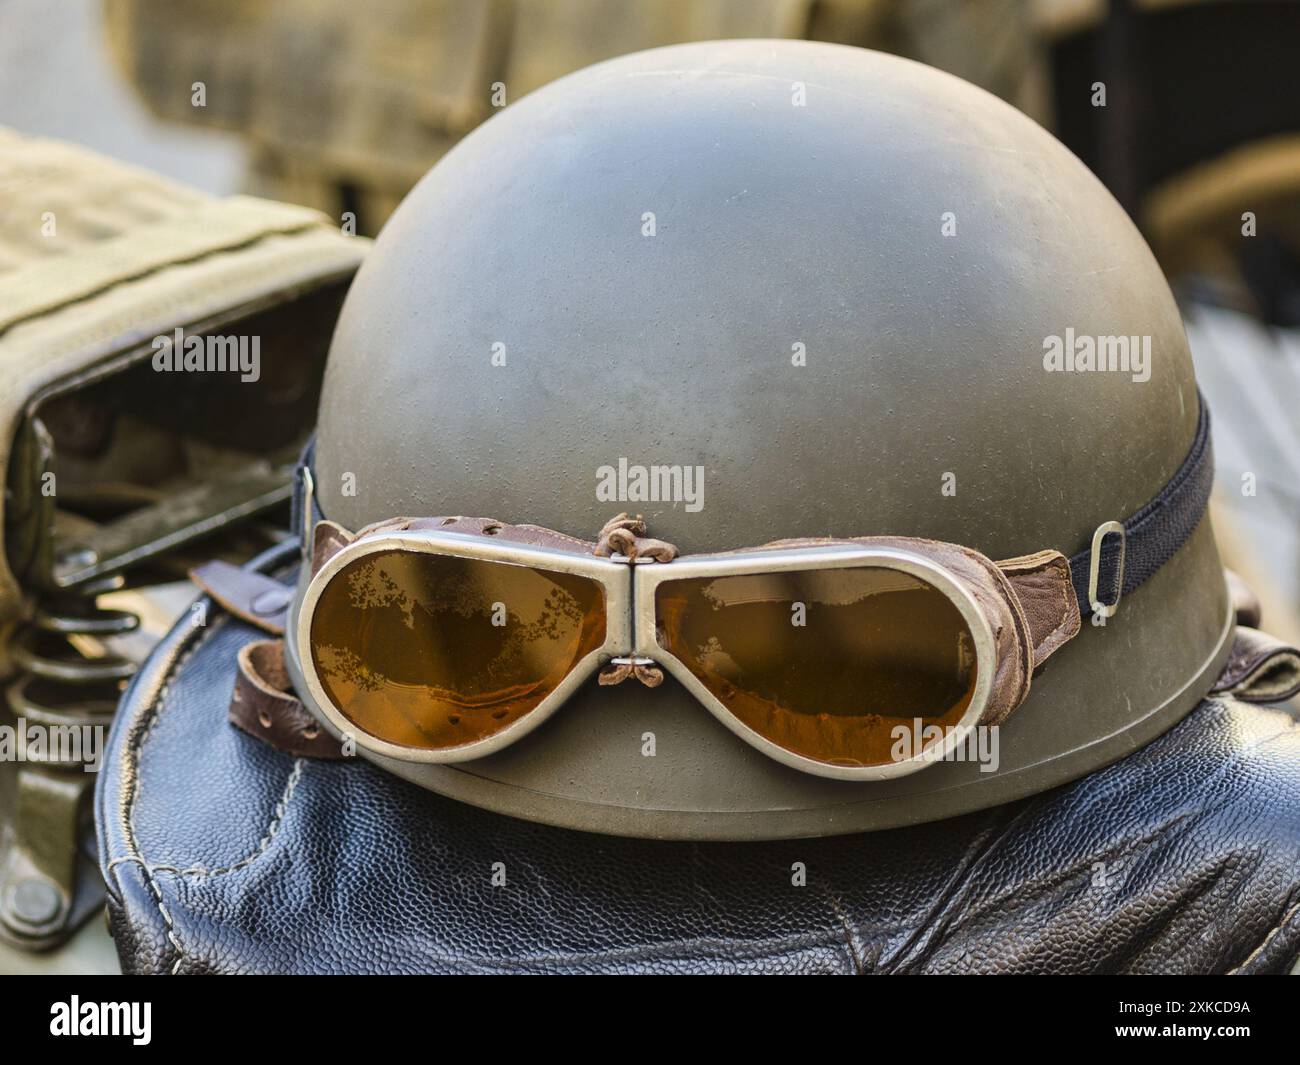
left=189, top=561, right=344, bottom=757
left=231, top=639, right=347, bottom=760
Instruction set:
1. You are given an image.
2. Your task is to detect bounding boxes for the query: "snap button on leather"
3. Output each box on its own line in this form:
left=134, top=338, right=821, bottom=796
left=251, top=587, right=292, bottom=616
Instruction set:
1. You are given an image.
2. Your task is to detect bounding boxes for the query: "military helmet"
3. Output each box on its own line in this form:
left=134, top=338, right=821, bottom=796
left=284, top=40, right=1231, bottom=839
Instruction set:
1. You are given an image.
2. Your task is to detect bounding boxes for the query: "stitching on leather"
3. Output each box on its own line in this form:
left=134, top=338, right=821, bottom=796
left=133, top=760, right=305, bottom=879
left=977, top=556, right=1032, bottom=721
left=998, top=554, right=1076, bottom=661
left=1008, top=559, right=1073, bottom=661
left=111, top=557, right=303, bottom=973
left=105, top=857, right=187, bottom=975
left=127, top=630, right=306, bottom=877
left=1035, top=559, right=1076, bottom=658
left=114, top=628, right=214, bottom=975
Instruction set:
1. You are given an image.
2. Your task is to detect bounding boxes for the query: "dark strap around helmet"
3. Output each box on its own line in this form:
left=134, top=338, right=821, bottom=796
left=1068, top=396, right=1213, bottom=618
left=293, top=400, right=1214, bottom=621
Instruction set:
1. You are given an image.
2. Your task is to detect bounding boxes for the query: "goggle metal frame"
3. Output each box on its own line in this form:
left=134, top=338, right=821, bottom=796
left=296, top=527, right=997, bottom=781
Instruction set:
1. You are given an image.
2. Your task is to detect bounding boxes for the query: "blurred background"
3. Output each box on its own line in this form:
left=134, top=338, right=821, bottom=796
left=0, top=0, right=1298, bottom=970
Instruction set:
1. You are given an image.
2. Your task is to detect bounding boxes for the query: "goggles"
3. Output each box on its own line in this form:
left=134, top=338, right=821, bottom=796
left=280, top=399, right=1212, bottom=782
left=296, top=513, right=1085, bottom=780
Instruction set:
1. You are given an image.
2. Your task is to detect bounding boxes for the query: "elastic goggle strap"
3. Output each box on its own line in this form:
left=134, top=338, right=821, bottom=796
left=1068, top=396, right=1213, bottom=618
left=293, top=397, right=1214, bottom=621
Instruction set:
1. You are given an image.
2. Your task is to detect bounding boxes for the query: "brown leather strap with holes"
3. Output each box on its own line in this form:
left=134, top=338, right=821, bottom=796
left=230, top=639, right=346, bottom=760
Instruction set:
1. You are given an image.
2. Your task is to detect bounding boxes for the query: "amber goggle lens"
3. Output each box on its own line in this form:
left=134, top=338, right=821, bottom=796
left=656, top=565, right=978, bottom=768
left=309, top=549, right=606, bottom=751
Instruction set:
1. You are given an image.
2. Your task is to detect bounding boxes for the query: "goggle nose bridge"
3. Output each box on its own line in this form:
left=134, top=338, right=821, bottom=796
left=596, top=552, right=667, bottom=687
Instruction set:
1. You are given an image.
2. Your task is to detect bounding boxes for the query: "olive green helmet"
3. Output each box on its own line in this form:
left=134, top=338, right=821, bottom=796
left=284, top=40, right=1231, bottom=839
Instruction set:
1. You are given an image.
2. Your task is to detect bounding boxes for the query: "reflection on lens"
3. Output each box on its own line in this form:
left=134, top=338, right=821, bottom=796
left=656, top=566, right=977, bottom=768
left=309, top=550, right=605, bottom=751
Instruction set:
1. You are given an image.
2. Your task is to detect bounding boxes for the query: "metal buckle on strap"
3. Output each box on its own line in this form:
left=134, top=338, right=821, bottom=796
left=1088, top=520, right=1126, bottom=618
